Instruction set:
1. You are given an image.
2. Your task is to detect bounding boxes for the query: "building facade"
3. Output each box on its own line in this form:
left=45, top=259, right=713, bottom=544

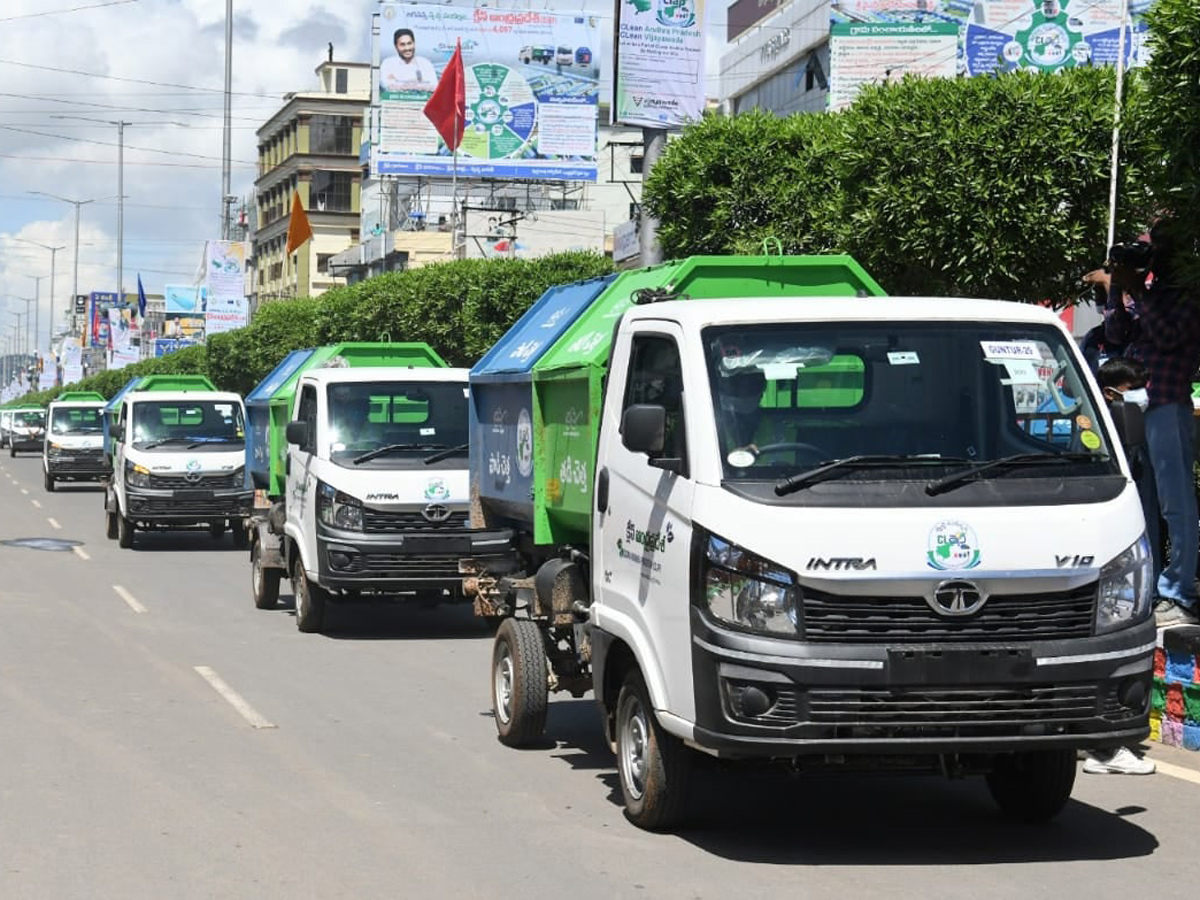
left=720, top=0, right=832, bottom=116
left=252, top=60, right=371, bottom=304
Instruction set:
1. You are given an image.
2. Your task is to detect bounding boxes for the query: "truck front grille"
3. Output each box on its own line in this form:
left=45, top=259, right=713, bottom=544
left=801, top=583, right=1097, bottom=643
left=149, top=472, right=242, bottom=490
left=361, top=508, right=469, bottom=534
left=341, top=552, right=461, bottom=581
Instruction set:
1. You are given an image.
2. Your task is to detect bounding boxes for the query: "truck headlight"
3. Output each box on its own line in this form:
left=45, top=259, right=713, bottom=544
left=699, top=532, right=799, bottom=637
left=124, top=460, right=152, bottom=488
left=1096, top=534, right=1153, bottom=635
left=317, top=480, right=363, bottom=531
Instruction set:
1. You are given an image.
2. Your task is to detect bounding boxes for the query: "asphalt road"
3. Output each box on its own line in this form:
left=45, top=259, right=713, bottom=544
left=2, top=451, right=1198, bottom=900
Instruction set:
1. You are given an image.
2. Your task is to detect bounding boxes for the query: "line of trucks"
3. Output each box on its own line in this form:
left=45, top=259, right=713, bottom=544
left=4, top=254, right=1156, bottom=831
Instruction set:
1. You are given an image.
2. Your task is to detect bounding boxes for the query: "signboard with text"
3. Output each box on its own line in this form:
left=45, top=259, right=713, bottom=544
left=373, top=2, right=600, bottom=181
left=613, top=0, right=707, bottom=129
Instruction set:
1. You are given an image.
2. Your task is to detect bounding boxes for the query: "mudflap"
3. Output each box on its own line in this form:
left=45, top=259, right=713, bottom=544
left=253, top=518, right=285, bottom=570
left=104, top=481, right=118, bottom=514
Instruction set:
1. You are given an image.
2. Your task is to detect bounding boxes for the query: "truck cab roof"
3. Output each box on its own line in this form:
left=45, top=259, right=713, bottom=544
left=123, top=390, right=246, bottom=405
left=299, top=366, right=470, bottom=386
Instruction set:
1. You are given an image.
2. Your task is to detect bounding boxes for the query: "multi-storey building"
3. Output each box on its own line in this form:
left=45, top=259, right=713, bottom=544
left=252, top=59, right=370, bottom=303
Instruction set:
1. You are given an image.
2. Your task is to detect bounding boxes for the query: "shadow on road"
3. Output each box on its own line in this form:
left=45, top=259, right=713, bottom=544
left=299, top=599, right=493, bottom=642
left=530, top=698, right=1159, bottom=866
left=118, top=530, right=248, bottom=552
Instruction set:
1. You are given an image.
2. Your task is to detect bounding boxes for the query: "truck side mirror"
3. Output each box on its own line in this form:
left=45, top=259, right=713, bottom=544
left=285, top=420, right=310, bottom=447
left=621, top=404, right=665, bottom=455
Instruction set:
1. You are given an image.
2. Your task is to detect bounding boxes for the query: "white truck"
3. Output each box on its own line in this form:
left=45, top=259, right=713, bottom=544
left=245, top=343, right=516, bottom=633
left=43, top=391, right=110, bottom=491
left=103, top=375, right=252, bottom=549
left=466, top=256, right=1155, bottom=830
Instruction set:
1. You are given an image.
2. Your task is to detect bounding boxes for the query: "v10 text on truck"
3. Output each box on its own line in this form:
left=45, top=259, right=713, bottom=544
left=462, top=255, right=1154, bottom=830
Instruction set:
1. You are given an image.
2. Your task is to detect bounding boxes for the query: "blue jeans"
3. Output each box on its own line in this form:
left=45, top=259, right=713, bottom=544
left=1144, top=402, right=1199, bottom=607
left=1131, top=446, right=1162, bottom=582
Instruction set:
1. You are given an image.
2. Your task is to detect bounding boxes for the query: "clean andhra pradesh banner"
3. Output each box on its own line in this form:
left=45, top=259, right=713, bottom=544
left=203, top=241, right=249, bottom=336
left=374, top=2, right=600, bottom=181
left=613, top=0, right=707, bottom=129
left=39, top=351, right=58, bottom=389
left=164, top=284, right=208, bottom=341
left=60, top=337, right=83, bottom=385
left=828, top=0, right=1150, bottom=109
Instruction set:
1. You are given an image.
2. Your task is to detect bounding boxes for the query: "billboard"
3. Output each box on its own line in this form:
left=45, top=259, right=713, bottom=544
left=613, top=0, right=707, bottom=129
left=88, top=291, right=119, bottom=348
left=164, top=284, right=207, bottom=316
left=373, top=3, right=600, bottom=181
left=828, top=0, right=1151, bottom=109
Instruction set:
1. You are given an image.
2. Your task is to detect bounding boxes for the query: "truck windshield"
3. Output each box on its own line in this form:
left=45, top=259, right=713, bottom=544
left=131, top=400, right=244, bottom=450
left=326, top=381, right=469, bottom=468
left=51, top=407, right=103, bottom=435
left=14, top=411, right=45, bottom=428
left=704, top=320, right=1117, bottom=490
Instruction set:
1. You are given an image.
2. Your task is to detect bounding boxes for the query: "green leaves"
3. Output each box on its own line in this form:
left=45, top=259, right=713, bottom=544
left=644, top=67, right=1158, bottom=302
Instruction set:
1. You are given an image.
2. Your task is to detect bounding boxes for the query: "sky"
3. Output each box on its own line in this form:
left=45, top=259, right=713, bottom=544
left=0, top=0, right=730, bottom=356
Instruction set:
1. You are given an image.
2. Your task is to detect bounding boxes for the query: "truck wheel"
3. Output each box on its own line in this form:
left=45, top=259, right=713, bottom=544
left=252, top=542, right=281, bottom=610
left=209, top=521, right=226, bottom=539
left=232, top=522, right=248, bottom=549
left=615, top=669, right=693, bottom=831
left=292, top=560, right=327, bottom=633
left=44, top=472, right=55, bottom=492
left=117, top=513, right=134, bottom=549
left=492, top=618, right=548, bottom=747
left=105, top=510, right=118, bottom=540
left=985, top=749, right=1077, bottom=823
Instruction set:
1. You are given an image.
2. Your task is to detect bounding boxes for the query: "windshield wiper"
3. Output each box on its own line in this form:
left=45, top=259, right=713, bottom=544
left=182, top=437, right=244, bottom=448
left=925, top=452, right=1108, bottom=497
left=353, top=443, right=446, bottom=465
left=424, top=442, right=469, bottom=465
left=775, top=454, right=967, bottom=497
left=139, top=437, right=199, bottom=449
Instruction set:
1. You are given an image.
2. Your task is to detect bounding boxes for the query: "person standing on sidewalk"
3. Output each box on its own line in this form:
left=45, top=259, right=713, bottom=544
left=1098, top=218, right=1200, bottom=626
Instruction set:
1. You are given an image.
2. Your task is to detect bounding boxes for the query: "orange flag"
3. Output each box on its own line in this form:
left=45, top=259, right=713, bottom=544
left=285, top=191, right=314, bottom=255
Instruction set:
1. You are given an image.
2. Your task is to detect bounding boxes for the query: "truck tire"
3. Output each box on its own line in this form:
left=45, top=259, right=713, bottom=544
left=292, top=560, right=328, bottom=633
left=985, top=749, right=1077, bottom=823
left=492, top=618, right=548, bottom=747
left=615, top=669, right=693, bottom=831
left=252, top=541, right=281, bottom=610
left=117, top=512, right=134, bottom=549
left=44, top=472, right=55, bottom=492
left=105, top=510, right=118, bottom=540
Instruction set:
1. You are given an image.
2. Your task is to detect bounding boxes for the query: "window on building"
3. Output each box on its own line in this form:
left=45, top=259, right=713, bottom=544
left=630, top=154, right=644, bottom=175
left=310, top=115, right=354, bottom=155
left=492, top=196, right=518, bottom=211
left=317, top=254, right=332, bottom=274
left=629, top=202, right=641, bottom=221
left=310, top=170, right=354, bottom=212
left=550, top=198, right=579, bottom=210
left=269, top=262, right=283, bottom=281
left=335, top=68, right=348, bottom=94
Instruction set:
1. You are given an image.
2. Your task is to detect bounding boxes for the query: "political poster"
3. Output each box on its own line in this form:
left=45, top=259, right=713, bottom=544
left=88, top=291, right=119, bottom=348
left=612, top=0, right=707, bottom=129
left=61, top=338, right=83, bottom=386
left=373, top=3, right=600, bottom=181
left=164, top=284, right=207, bottom=316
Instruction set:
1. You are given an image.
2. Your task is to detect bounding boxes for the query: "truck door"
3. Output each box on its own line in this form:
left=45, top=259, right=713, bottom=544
left=594, top=324, right=696, bottom=718
left=287, top=383, right=320, bottom=574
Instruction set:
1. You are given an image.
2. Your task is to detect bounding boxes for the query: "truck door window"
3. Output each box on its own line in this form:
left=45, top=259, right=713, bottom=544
left=624, top=335, right=687, bottom=470
left=297, top=385, right=317, bottom=454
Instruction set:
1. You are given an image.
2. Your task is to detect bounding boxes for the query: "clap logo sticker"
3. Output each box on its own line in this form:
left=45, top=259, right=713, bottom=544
left=927, top=520, right=981, bottom=571
left=1080, top=430, right=1101, bottom=450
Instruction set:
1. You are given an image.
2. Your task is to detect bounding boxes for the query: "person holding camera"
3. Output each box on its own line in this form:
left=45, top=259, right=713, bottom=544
left=1097, top=219, right=1200, bottom=626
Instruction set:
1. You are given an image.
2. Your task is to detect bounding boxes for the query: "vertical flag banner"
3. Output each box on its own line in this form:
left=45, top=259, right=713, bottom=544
left=424, top=38, right=466, bottom=150
left=137, top=273, right=147, bottom=320
left=285, top=193, right=314, bottom=256
left=374, top=3, right=600, bottom=181
left=203, top=241, right=250, bottom=335
left=612, top=0, right=707, bottom=129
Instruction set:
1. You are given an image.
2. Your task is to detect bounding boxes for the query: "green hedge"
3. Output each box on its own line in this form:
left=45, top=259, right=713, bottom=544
left=14, top=251, right=613, bottom=405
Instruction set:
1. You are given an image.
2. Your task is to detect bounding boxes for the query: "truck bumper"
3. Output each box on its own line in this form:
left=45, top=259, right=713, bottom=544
left=125, top=487, right=254, bottom=525
left=680, top=610, right=1155, bottom=758
left=46, top=452, right=111, bottom=480
left=316, top=524, right=515, bottom=594
left=11, top=438, right=44, bottom=453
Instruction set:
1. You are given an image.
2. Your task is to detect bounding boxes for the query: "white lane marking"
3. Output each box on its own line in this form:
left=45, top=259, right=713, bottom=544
left=72, top=546, right=90, bottom=560
left=193, top=666, right=277, bottom=730
left=1155, top=760, right=1200, bottom=787
left=112, top=585, right=147, bottom=614
left=20, top=488, right=28, bottom=495
left=47, top=517, right=61, bottom=530
left=31, top=499, right=41, bottom=508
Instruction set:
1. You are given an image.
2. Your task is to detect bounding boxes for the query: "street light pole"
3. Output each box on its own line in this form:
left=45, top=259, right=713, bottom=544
left=29, top=191, right=110, bottom=338
left=26, top=276, right=45, bottom=357
left=222, top=0, right=234, bottom=240
left=11, top=238, right=64, bottom=352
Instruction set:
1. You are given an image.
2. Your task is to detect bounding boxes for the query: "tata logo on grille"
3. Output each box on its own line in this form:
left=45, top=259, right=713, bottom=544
left=422, top=504, right=452, bottom=523
left=184, top=459, right=203, bottom=484
left=928, top=580, right=987, bottom=617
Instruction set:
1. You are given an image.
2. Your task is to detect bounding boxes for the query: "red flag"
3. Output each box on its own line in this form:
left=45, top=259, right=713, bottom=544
left=285, top=191, right=314, bottom=255
left=423, top=39, right=465, bottom=151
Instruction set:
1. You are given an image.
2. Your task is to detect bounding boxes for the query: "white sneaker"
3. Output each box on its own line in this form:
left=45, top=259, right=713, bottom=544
left=1082, top=747, right=1156, bottom=775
